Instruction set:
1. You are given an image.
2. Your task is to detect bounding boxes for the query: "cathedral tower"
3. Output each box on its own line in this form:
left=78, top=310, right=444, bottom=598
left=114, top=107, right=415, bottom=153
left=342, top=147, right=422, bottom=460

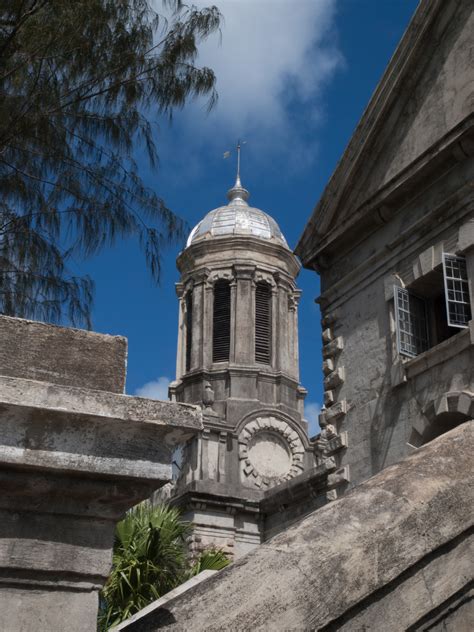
left=168, top=168, right=315, bottom=557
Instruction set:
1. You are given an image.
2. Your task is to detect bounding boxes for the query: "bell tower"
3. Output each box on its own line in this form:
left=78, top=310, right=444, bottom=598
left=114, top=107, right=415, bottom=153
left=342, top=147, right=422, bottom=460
left=168, top=166, right=314, bottom=558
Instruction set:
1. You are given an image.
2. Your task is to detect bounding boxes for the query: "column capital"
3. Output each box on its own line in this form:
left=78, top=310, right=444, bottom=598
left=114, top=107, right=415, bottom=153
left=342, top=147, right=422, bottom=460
left=233, top=264, right=256, bottom=280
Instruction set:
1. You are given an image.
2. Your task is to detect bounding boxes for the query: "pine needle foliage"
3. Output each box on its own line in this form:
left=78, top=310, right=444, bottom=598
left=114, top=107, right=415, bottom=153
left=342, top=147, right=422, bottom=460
left=0, top=0, right=221, bottom=326
left=98, top=502, right=229, bottom=630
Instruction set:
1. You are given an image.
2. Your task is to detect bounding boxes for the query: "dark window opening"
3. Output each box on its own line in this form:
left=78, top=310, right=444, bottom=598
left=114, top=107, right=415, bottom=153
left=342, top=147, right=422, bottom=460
left=409, top=412, right=469, bottom=448
left=185, top=291, right=193, bottom=372
left=213, top=280, right=231, bottom=362
left=255, top=282, right=272, bottom=364
left=395, top=254, right=471, bottom=359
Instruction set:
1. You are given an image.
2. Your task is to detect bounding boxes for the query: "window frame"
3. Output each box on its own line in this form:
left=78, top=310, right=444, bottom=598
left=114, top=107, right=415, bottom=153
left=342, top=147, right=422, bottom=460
left=394, top=286, right=430, bottom=358
left=442, top=253, right=472, bottom=329
left=394, top=252, right=471, bottom=360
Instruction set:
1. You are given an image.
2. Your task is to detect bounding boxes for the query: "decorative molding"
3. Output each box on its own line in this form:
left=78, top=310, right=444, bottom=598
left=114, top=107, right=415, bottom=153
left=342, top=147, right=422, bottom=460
left=238, top=416, right=305, bottom=489
left=324, top=390, right=334, bottom=407
left=322, top=358, right=334, bottom=376
left=324, top=367, right=345, bottom=391
left=254, top=270, right=276, bottom=287
left=458, top=219, right=474, bottom=252
left=208, top=269, right=234, bottom=284
left=322, top=336, right=344, bottom=359
left=322, top=328, right=333, bottom=343
left=321, top=311, right=338, bottom=328
left=175, top=282, right=185, bottom=298
left=323, top=400, right=347, bottom=423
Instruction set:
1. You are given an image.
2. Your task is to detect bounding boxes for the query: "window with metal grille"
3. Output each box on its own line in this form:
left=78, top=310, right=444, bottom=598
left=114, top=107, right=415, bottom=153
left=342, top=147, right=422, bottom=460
left=212, top=280, right=231, bottom=362
left=394, top=253, right=472, bottom=359
left=395, top=286, right=429, bottom=358
left=443, top=253, right=472, bottom=328
left=255, top=282, right=272, bottom=364
left=185, top=291, right=193, bottom=372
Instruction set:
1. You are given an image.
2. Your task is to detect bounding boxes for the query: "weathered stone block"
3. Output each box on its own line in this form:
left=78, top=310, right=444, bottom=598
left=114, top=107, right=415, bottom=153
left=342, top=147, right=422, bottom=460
left=322, top=336, right=344, bottom=359
left=324, top=367, right=345, bottom=390
left=0, top=314, right=127, bottom=393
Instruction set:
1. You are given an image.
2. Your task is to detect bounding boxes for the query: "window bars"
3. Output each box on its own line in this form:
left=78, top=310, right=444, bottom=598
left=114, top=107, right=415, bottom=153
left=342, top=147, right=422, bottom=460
left=442, top=253, right=472, bottom=328
left=395, top=286, right=430, bottom=358
left=394, top=252, right=471, bottom=359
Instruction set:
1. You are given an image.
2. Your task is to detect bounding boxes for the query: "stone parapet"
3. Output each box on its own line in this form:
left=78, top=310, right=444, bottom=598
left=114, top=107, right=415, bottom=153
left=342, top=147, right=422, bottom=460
left=0, top=316, right=202, bottom=632
left=0, top=314, right=127, bottom=393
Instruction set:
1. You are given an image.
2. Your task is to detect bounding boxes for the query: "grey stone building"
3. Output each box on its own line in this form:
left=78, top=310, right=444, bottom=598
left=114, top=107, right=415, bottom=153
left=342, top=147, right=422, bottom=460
left=296, top=0, right=474, bottom=487
left=167, top=170, right=348, bottom=557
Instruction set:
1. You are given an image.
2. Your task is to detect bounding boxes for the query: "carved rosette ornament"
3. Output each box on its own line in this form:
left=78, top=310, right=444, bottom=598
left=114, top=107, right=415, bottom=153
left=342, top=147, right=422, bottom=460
left=238, top=417, right=305, bottom=489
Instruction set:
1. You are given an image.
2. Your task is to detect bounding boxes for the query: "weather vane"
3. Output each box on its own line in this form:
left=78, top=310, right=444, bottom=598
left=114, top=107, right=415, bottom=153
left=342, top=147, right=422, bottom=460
left=223, top=140, right=246, bottom=184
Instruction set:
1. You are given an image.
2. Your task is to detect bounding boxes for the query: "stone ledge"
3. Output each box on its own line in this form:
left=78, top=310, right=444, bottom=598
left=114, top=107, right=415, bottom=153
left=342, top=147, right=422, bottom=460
left=138, top=422, right=474, bottom=631
left=0, top=374, right=201, bottom=431
left=404, top=326, right=471, bottom=380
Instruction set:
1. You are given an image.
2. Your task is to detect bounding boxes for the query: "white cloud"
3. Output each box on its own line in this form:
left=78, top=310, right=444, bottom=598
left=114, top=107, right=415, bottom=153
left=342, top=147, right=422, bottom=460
left=305, top=401, right=321, bottom=437
left=135, top=376, right=171, bottom=401
left=193, top=0, right=341, bottom=134
left=156, top=0, right=343, bottom=173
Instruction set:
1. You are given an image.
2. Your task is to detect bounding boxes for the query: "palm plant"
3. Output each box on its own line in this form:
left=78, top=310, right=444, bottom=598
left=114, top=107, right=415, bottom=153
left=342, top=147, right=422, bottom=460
left=98, top=502, right=229, bottom=630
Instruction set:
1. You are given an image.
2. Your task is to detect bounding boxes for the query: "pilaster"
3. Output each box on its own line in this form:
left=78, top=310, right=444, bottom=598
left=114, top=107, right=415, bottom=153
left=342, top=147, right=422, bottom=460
left=175, top=282, right=185, bottom=380
left=233, top=264, right=256, bottom=364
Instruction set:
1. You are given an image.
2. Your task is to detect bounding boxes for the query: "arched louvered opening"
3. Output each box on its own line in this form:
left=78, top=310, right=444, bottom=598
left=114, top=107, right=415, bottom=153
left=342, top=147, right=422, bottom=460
left=185, top=291, right=193, bottom=372
left=213, top=280, right=231, bottom=362
left=255, top=282, right=272, bottom=364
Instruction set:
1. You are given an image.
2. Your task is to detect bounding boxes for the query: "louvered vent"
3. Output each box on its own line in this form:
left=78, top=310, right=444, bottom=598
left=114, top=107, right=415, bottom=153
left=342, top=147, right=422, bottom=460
left=185, top=291, right=193, bottom=372
left=255, top=282, right=271, bottom=364
left=212, top=281, right=231, bottom=362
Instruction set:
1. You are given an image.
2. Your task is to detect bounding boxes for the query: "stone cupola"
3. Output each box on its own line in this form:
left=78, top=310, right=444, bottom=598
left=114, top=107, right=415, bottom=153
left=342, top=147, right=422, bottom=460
left=171, top=173, right=306, bottom=427
left=167, top=168, right=319, bottom=559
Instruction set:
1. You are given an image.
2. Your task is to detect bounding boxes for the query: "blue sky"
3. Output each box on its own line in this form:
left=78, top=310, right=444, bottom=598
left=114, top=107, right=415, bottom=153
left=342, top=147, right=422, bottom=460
left=80, top=0, right=418, bottom=435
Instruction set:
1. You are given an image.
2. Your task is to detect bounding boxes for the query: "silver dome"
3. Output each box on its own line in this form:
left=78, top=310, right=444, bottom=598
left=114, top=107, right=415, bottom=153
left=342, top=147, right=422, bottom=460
left=186, top=177, right=288, bottom=248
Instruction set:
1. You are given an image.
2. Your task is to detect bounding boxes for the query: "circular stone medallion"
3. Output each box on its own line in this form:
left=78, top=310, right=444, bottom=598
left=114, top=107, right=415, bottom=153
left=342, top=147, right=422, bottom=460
left=247, top=432, right=291, bottom=478
left=238, top=416, right=305, bottom=489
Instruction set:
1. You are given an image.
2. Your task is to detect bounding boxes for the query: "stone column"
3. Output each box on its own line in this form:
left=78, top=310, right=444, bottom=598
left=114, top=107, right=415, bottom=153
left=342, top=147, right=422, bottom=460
left=233, top=265, right=256, bottom=365
left=229, top=278, right=237, bottom=364
left=190, top=273, right=207, bottom=370
left=271, top=285, right=278, bottom=370
left=291, top=290, right=302, bottom=381
left=175, top=282, right=185, bottom=380
left=275, top=275, right=290, bottom=374
left=203, top=278, right=214, bottom=369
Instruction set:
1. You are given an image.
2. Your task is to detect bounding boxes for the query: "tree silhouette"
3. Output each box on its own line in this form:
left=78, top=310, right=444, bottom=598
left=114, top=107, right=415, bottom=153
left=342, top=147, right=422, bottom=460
left=0, top=0, right=221, bottom=326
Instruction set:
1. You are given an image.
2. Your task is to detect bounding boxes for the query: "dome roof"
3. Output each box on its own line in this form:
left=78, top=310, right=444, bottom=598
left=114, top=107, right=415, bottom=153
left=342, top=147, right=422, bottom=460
left=186, top=177, right=288, bottom=248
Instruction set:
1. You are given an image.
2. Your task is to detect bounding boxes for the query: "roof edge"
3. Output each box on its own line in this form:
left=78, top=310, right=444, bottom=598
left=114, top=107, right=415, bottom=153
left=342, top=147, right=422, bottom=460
left=295, top=0, right=446, bottom=264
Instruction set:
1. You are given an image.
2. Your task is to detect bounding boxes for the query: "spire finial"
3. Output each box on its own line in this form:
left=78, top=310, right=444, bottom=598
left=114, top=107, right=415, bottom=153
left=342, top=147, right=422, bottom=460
left=235, top=139, right=242, bottom=187
left=226, top=139, right=249, bottom=205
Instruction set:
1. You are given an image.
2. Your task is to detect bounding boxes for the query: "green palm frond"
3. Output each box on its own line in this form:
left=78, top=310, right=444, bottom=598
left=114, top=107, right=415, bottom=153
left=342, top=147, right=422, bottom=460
left=98, top=501, right=229, bottom=630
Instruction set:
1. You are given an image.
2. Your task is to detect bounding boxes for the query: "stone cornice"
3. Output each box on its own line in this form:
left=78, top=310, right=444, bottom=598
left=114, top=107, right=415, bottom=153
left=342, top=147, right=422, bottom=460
left=298, top=117, right=474, bottom=269
left=177, top=234, right=301, bottom=278
left=295, top=0, right=466, bottom=266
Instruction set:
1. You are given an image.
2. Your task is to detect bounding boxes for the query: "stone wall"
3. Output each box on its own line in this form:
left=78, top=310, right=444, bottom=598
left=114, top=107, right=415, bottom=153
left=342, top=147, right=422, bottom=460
left=0, top=315, right=202, bottom=631
left=115, top=422, right=474, bottom=631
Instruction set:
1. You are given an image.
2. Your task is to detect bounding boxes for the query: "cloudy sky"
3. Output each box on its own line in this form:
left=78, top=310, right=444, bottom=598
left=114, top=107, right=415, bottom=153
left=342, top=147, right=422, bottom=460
left=82, top=0, right=418, bottom=436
